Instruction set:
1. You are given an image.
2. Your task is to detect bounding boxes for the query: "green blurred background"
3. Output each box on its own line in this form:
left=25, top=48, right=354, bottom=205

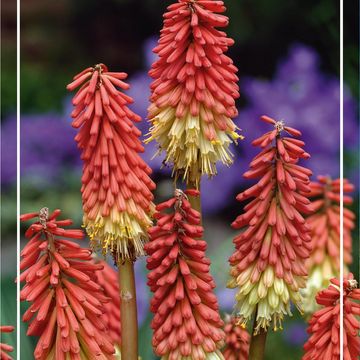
left=1, top=0, right=359, bottom=359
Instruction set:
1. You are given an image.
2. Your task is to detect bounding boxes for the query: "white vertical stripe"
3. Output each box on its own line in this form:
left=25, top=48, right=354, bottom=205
left=339, top=0, right=344, bottom=359
left=16, top=0, right=21, bottom=358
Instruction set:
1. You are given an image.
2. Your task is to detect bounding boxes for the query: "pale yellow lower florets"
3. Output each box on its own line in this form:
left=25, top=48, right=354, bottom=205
left=228, top=265, right=306, bottom=333
left=84, top=206, right=153, bottom=260
left=301, top=256, right=347, bottom=315
left=161, top=349, right=224, bottom=360
left=146, top=106, right=243, bottom=187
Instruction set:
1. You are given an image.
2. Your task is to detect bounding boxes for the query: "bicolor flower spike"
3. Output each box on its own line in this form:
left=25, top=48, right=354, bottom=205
left=222, top=315, right=250, bottom=360
left=303, top=176, right=355, bottom=314
left=20, top=208, right=116, bottom=359
left=228, top=115, right=313, bottom=333
left=147, top=0, right=242, bottom=186
left=145, top=189, right=225, bottom=360
left=67, top=64, right=155, bottom=260
left=0, top=326, right=15, bottom=360
left=95, top=260, right=121, bottom=347
left=303, top=274, right=360, bottom=360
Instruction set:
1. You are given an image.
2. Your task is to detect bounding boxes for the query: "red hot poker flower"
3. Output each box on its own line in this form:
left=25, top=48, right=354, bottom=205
left=228, top=115, right=313, bottom=333
left=147, top=0, right=242, bottom=186
left=145, top=189, right=225, bottom=360
left=303, top=274, right=360, bottom=360
left=67, top=64, right=155, bottom=260
left=222, top=315, right=250, bottom=360
left=95, top=260, right=121, bottom=347
left=20, top=208, right=115, bottom=359
left=303, top=176, right=355, bottom=314
left=0, top=326, right=15, bottom=360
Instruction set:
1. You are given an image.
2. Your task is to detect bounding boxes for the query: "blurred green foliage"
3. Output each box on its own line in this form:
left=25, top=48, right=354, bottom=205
left=1, top=0, right=357, bottom=116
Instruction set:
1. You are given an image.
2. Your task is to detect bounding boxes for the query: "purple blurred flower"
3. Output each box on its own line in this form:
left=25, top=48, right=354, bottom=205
left=237, top=44, right=358, bottom=178
left=1, top=113, right=81, bottom=185
left=216, top=287, right=237, bottom=311
left=143, top=36, right=158, bottom=69
left=283, top=322, right=307, bottom=346
left=1, top=116, right=17, bottom=185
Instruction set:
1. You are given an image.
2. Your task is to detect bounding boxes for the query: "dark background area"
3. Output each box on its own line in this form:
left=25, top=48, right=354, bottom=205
left=1, top=1, right=359, bottom=359
left=1, top=0, right=359, bottom=116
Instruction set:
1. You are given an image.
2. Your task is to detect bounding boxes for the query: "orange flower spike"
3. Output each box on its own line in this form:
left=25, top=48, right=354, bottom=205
left=0, top=326, right=15, bottom=360
left=228, top=115, right=313, bottom=333
left=95, top=260, right=121, bottom=347
left=303, top=177, right=355, bottom=314
left=146, top=0, right=243, bottom=187
left=222, top=315, right=250, bottom=360
left=303, top=274, right=360, bottom=360
left=67, top=64, right=155, bottom=260
left=20, top=208, right=116, bottom=359
left=145, top=189, right=225, bottom=360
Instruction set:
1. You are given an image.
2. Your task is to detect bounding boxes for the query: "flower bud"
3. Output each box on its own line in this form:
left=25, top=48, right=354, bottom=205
left=228, top=116, right=312, bottom=333
left=67, top=64, right=155, bottom=260
left=145, top=190, right=225, bottom=359
left=146, top=0, right=243, bottom=187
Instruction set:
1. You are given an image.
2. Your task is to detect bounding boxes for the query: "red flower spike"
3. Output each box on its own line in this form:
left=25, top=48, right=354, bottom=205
left=228, top=116, right=313, bottom=333
left=67, top=64, right=155, bottom=260
left=95, top=260, right=121, bottom=347
left=222, top=315, right=250, bottom=360
left=303, top=177, right=355, bottom=314
left=303, top=274, right=360, bottom=360
left=0, top=326, right=15, bottom=360
left=146, top=0, right=243, bottom=186
left=20, top=208, right=116, bottom=359
left=145, top=189, right=225, bottom=360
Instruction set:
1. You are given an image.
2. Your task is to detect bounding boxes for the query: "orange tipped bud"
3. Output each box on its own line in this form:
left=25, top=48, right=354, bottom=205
left=67, top=64, right=155, bottom=260
left=146, top=0, right=242, bottom=186
left=303, top=177, right=355, bottom=314
left=20, top=208, right=115, bottom=359
left=145, top=190, right=225, bottom=359
left=228, top=117, right=312, bottom=332
left=303, top=274, right=360, bottom=360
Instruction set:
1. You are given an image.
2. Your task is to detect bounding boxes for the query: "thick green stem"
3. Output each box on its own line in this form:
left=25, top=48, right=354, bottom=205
left=118, top=259, right=138, bottom=360
left=249, top=308, right=267, bottom=360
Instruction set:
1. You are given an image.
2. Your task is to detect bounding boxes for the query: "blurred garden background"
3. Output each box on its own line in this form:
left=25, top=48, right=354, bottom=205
left=1, top=0, right=359, bottom=358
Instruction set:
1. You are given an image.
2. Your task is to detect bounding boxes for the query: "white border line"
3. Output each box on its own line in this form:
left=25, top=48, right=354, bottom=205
left=339, top=0, right=344, bottom=360
left=16, top=0, right=20, bottom=358
left=12, top=1, right=347, bottom=359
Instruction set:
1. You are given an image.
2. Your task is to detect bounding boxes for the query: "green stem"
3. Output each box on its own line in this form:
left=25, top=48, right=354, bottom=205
left=118, top=258, right=138, bottom=360
left=249, top=308, right=267, bottom=360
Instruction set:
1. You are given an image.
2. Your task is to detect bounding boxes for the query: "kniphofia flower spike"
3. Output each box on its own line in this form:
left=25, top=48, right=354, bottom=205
left=302, top=176, right=355, bottom=314
left=228, top=115, right=313, bottom=333
left=67, top=64, right=155, bottom=260
left=145, top=189, right=225, bottom=359
left=147, top=0, right=242, bottom=187
left=222, top=315, right=250, bottom=360
left=95, top=260, right=121, bottom=347
left=303, top=274, right=360, bottom=360
left=0, top=326, right=15, bottom=360
left=20, top=208, right=115, bottom=359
